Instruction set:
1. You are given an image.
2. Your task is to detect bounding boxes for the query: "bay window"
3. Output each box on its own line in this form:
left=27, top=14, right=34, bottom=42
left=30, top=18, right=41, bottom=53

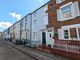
left=59, top=27, right=80, bottom=40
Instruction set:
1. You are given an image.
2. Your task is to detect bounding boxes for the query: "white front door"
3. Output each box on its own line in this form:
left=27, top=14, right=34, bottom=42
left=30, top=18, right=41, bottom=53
left=47, top=29, right=54, bottom=48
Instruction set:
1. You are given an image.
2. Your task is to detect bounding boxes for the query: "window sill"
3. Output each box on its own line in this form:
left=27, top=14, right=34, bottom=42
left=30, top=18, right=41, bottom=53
left=44, top=13, right=48, bottom=16
left=32, top=18, right=37, bottom=20
left=59, top=38, right=80, bottom=41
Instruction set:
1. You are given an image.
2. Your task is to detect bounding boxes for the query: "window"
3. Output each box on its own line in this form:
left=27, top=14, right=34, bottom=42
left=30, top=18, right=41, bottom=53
left=63, top=30, right=69, bottom=39
left=61, top=5, right=72, bottom=19
left=57, top=1, right=80, bottom=21
left=33, top=12, right=37, bottom=19
left=44, top=5, right=48, bottom=14
left=33, top=19, right=37, bottom=25
left=56, top=0, right=65, bottom=4
left=49, top=33, right=52, bottom=38
left=70, top=28, right=77, bottom=39
left=44, top=14, right=48, bottom=25
left=61, top=0, right=65, bottom=2
left=78, top=28, right=80, bottom=38
left=33, top=32, right=37, bottom=39
left=45, top=10, right=48, bottom=13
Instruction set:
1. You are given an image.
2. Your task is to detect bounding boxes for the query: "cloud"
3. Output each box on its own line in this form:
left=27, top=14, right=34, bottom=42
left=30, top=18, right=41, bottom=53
left=38, top=0, right=43, bottom=3
left=0, top=22, right=13, bottom=29
left=9, top=12, right=22, bottom=21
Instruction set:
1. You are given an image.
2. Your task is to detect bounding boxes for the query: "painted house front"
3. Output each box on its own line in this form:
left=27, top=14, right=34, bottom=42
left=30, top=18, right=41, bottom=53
left=10, top=20, right=21, bottom=43
left=21, top=14, right=32, bottom=46
left=31, top=2, right=54, bottom=47
left=25, top=14, right=32, bottom=46
left=20, top=17, right=26, bottom=43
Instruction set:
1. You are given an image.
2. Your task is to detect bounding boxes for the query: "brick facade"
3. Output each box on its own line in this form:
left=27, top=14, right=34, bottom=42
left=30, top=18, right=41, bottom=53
left=48, top=0, right=80, bottom=45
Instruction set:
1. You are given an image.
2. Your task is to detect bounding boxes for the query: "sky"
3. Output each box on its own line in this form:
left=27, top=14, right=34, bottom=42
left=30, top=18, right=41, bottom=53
left=0, top=0, right=49, bottom=32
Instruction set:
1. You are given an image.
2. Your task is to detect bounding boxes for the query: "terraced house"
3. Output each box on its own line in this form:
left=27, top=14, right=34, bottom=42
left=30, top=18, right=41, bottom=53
left=43, top=0, right=80, bottom=59
left=2, top=0, right=80, bottom=59
left=2, top=13, right=32, bottom=45
left=47, top=0, right=80, bottom=51
left=31, top=3, right=50, bottom=47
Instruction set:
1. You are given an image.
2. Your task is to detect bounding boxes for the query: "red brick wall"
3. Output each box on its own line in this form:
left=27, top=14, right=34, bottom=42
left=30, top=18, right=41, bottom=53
left=48, top=0, right=80, bottom=44
left=51, top=48, right=80, bottom=60
left=40, top=46, right=80, bottom=60
left=48, top=0, right=80, bottom=29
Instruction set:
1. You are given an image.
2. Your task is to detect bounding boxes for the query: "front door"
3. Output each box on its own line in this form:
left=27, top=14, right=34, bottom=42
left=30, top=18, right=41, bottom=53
left=47, top=29, right=54, bottom=47
left=42, top=32, right=46, bottom=45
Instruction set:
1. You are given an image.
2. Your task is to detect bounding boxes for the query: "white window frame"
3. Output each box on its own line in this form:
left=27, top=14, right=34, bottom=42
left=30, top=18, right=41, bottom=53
left=60, top=2, right=75, bottom=21
left=60, top=24, right=80, bottom=40
left=44, top=14, right=48, bottom=26
left=33, top=32, right=37, bottom=39
left=32, top=11, right=37, bottom=20
left=33, top=18, right=37, bottom=26
left=77, top=27, right=80, bottom=40
left=43, top=5, right=48, bottom=15
left=62, top=29, right=71, bottom=40
left=57, top=1, right=80, bottom=21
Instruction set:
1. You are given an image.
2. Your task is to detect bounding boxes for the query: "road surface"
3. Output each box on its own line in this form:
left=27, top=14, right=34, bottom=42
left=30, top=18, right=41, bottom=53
left=0, top=40, right=35, bottom=60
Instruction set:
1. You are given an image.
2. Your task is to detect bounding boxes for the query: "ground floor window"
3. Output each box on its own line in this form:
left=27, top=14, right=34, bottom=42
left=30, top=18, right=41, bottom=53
left=63, top=30, right=69, bottom=39
left=70, top=28, right=77, bottom=39
left=33, top=32, right=37, bottom=39
left=78, top=28, right=80, bottom=38
left=62, top=27, right=80, bottom=40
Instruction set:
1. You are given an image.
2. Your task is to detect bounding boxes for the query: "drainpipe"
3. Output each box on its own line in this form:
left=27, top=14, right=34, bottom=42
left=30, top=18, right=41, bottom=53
left=30, top=14, right=32, bottom=47
left=20, top=21, right=22, bottom=43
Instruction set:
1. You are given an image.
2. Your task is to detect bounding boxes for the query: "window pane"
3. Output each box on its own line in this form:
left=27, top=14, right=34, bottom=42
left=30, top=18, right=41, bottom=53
left=62, top=5, right=71, bottom=13
left=61, top=0, right=65, bottom=1
left=61, top=5, right=72, bottom=19
left=33, top=12, right=37, bottom=18
left=70, top=28, right=77, bottom=38
left=78, top=28, right=80, bottom=38
left=63, top=11, right=72, bottom=18
left=33, top=32, right=37, bottom=39
left=64, top=30, right=69, bottom=39
left=64, top=36, right=69, bottom=39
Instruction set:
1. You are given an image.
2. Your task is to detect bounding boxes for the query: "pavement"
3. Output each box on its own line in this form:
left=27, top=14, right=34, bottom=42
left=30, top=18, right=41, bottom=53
left=3, top=39, right=72, bottom=60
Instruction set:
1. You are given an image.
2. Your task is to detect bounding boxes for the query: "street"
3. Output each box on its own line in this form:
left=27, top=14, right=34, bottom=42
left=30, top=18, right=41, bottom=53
left=0, top=40, right=35, bottom=60
left=0, top=39, right=72, bottom=60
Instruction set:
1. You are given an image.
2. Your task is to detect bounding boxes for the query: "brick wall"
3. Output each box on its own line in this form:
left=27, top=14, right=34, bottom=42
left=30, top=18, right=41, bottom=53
left=48, top=0, right=80, bottom=44
left=48, top=0, right=80, bottom=29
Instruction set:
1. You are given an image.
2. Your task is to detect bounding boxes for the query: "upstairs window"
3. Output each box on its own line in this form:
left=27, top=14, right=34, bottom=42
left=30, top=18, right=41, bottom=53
left=44, top=14, right=48, bottom=26
left=57, top=1, right=80, bottom=21
left=32, top=12, right=37, bottom=19
left=33, top=19, right=37, bottom=25
left=56, top=0, right=65, bottom=4
left=61, top=5, right=72, bottom=19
